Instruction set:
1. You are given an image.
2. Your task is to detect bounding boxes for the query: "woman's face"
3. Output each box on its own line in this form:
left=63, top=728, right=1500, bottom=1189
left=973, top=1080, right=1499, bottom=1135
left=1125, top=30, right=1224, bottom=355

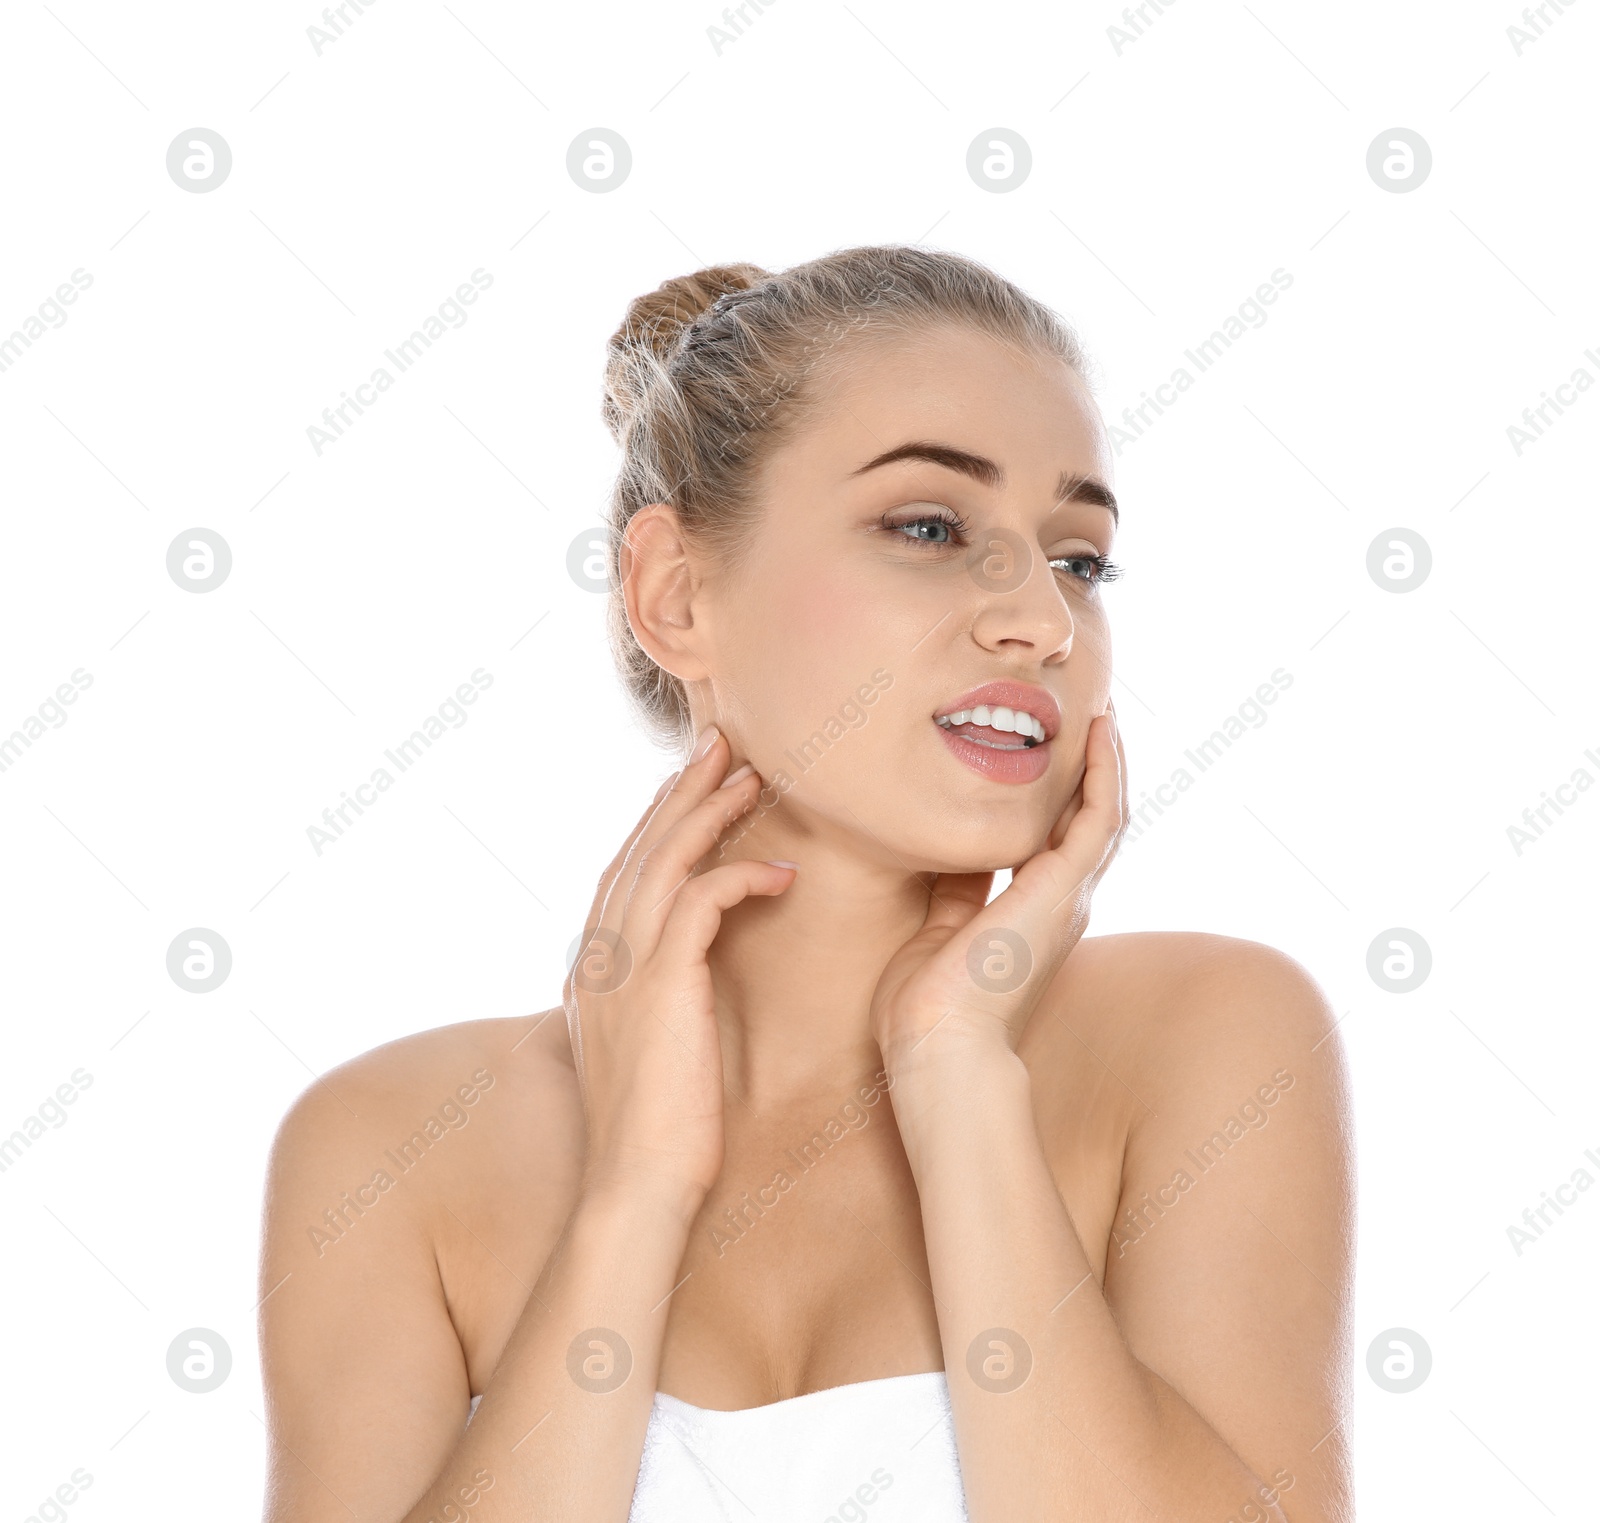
left=682, top=320, right=1117, bottom=875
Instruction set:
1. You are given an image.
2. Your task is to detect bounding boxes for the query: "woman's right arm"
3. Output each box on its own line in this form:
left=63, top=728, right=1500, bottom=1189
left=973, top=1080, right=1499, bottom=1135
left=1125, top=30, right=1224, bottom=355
left=259, top=728, right=791, bottom=1523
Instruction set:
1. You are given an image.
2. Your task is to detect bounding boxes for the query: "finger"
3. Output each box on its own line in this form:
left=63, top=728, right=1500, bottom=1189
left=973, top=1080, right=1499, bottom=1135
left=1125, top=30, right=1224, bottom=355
left=622, top=766, right=770, bottom=949
left=653, top=858, right=798, bottom=971
left=587, top=767, right=684, bottom=929
left=594, top=726, right=736, bottom=933
left=1038, top=710, right=1124, bottom=902
left=1107, top=700, right=1129, bottom=842
left=1046, top=771, right=1085, bottom=853
left=975, top=714, right=1121, bottom=959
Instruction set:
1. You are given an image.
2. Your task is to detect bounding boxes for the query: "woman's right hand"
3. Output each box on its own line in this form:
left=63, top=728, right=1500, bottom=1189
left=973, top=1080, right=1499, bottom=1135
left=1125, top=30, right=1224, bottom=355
left=564, top=725, right=796, bottom=1218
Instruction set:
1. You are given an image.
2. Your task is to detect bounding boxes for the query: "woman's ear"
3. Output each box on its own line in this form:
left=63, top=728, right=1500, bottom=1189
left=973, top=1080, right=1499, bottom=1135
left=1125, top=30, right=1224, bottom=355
left=620, top=503, right=712, bottom=683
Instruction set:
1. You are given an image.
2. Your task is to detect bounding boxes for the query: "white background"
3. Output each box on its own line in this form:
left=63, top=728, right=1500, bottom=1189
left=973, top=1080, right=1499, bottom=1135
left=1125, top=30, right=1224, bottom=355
left=1, top=0, right=1596, bottom=1518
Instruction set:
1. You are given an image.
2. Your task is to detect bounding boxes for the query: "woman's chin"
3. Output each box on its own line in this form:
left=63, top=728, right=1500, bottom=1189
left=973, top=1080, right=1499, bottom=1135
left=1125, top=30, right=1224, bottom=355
left=914, top=838, right=1053, bottom=879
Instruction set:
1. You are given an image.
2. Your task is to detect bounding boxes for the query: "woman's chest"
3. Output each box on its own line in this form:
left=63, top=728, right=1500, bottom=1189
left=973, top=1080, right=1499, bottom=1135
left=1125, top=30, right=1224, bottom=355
left=440, top=1032, right=1132, bottom=1405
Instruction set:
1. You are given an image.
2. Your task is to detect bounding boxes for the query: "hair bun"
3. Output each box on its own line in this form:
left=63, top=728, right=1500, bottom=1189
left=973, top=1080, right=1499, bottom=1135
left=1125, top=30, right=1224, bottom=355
left=602, top=263, right=770, bottom=440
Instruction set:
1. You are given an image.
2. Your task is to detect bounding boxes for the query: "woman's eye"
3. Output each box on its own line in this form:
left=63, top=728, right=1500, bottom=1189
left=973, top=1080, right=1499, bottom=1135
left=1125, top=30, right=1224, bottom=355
left=1051, top=552, right=1123, bottom=585
left=889, top=511, right=965, bottom=545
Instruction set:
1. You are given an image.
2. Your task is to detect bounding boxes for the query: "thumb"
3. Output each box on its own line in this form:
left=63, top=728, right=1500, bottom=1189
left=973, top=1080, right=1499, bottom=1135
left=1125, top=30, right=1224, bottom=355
left=919, top=871, right=995, bottom=936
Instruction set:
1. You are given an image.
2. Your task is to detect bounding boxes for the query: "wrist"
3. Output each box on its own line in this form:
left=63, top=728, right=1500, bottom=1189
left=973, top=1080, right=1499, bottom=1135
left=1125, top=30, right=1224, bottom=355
left=885, top=1041, right=1030, bottom=1156
left=579, top=1162, right=709, bottom=1233
left=880, top=1019, right=1024, bottom=1090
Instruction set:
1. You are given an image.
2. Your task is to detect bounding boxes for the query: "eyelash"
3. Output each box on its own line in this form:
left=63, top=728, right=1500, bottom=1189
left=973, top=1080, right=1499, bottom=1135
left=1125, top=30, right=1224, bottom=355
left=884, top=507, right=1123, bottom=585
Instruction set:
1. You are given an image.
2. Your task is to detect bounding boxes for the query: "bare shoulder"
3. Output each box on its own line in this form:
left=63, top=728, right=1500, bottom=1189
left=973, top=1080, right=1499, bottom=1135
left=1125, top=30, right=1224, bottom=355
left=258, top=1009, right=580, bottom=1522
left=264, top=1008, right=577, bottom=1221
left=1051, top=929, right=1341, bottom=1060
left=1041, top=930, right=1355, bottom=1521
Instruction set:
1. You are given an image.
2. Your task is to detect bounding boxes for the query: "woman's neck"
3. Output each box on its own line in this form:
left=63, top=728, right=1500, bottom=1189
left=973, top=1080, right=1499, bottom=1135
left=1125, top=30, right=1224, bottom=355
left=703, top=835, right=935, bottom=1107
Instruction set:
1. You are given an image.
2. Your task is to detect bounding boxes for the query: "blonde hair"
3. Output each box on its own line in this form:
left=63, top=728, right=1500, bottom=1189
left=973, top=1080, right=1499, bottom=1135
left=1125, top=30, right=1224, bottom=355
left=600, top=243, right=1090, bottom=751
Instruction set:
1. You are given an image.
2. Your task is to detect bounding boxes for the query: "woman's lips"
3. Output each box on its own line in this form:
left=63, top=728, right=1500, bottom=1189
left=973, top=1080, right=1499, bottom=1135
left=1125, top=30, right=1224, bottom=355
left=935, top=719, right=1052, bottom=784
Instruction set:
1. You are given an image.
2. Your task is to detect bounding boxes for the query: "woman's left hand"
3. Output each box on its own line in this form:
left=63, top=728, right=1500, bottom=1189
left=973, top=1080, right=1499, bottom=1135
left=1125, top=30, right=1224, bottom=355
left=868, top=703, right=1128, bottom=1078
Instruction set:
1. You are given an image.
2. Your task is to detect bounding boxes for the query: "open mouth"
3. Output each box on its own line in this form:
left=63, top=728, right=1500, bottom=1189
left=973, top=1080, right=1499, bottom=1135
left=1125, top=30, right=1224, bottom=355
left=930, top=683, right=1060, bottom=784
left=934, top=706, right=1047, bottom=750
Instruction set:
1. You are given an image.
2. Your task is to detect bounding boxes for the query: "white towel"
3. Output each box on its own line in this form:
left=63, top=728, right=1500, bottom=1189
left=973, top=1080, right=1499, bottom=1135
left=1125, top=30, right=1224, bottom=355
left=627, top=1371, right=969, bottom=1523
left=465, top=1371, right=970, bottom=1522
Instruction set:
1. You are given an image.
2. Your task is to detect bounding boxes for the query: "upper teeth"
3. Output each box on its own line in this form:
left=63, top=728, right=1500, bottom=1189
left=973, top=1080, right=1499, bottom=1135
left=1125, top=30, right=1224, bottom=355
left=936, top=705, right=1047, bottom=742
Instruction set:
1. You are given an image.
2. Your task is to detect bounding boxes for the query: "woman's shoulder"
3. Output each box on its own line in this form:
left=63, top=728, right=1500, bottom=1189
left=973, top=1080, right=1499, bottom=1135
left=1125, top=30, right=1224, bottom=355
left=1053, top=929, right=1336, bottom=1051
left=1029, top=929, right=1348, bottom=1143
left=264, top=1008, right=580, bottom=1240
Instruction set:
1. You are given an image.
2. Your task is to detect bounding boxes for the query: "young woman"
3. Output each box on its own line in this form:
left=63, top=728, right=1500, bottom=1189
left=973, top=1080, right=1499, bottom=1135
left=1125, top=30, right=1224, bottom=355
left=259, top=245, right=1354, bottom=1523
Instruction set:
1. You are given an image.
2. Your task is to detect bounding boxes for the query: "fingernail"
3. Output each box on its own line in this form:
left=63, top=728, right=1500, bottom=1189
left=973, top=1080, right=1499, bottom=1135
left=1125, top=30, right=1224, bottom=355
left=718, top=762, right=756, bottom=790
left=690, top=724, right=721, bottom=762
left=653, top=774, right=676, bottom=803
left=766, top=860, right=799, bottom=871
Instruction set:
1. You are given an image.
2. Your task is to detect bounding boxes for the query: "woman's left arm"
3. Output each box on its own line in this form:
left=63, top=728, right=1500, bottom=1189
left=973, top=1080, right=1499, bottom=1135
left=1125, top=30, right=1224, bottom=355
left=871, top=709, right=1354, bottom=1523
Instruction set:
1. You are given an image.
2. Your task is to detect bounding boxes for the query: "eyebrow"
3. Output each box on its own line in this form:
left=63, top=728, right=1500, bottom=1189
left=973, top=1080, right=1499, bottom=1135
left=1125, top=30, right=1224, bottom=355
left=848, top=439, right=1119, bottom=524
